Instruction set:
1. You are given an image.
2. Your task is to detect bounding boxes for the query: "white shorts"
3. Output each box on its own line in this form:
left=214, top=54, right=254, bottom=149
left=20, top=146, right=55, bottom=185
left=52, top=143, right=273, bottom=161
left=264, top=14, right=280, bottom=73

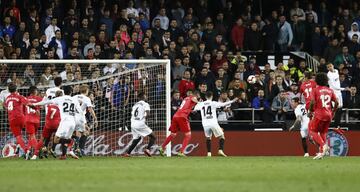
left=334, top=91, right=343, bottom=108
left=131, top=122, right=152, bottom=139
left=55, top=117, right=76, bottom=139
left=203, top=124, right=224, bottom=138
left=75, top=114, right=86, bottom=132
left=300, top=125, right=308, bottom=138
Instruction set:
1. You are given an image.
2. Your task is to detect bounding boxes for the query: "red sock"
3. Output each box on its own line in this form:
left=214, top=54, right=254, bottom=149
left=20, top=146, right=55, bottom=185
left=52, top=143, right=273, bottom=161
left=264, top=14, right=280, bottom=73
left=68, top=139, right=74, bottom=150
left=309, top=130, right=325, bottom=147
left=35, top=140, right=43, bottom=156
left=180, top=133, right=191, bottom=153
left=15, top=135, right=27, bottom=152
left=28, top=136, right=38, bottom=150
left=162, top=135, right=174, bottom=150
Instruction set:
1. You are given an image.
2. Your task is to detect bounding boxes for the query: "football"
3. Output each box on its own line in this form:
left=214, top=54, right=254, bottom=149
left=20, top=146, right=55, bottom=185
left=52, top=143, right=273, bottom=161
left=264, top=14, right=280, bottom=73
left=247, top=75, right=257, bottom=84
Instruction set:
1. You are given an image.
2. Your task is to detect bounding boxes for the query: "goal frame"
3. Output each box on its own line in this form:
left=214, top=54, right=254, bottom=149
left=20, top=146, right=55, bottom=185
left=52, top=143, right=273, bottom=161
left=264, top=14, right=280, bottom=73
left=0, top=59, right=172, bottom=157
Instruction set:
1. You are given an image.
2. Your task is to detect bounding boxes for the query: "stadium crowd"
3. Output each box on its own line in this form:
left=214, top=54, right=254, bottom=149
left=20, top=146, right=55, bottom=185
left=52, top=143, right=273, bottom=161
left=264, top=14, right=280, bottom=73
left=0, top=0, right=360, bottom=123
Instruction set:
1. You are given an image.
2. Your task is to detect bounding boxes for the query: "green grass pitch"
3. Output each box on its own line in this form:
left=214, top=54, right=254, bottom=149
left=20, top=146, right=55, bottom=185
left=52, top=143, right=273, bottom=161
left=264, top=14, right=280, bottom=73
left=1, top=157, right=359, bottom=192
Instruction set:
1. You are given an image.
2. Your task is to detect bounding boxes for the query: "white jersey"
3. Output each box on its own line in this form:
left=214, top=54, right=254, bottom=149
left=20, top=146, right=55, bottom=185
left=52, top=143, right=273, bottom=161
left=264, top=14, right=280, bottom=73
left=131, top=100, right=150, bottom=124
left=294, top=104, right=309, bottom=138
left=36, top=95, right=83, bottom=120
left=73, top=94, right=93, bottom=115
left=45, top=87, right=64, bottom=100
left=327, top=69, right=343, bottom=94
left=194, top=100, right=234, bottom=127
left=0, top=89, right=10, bottom=103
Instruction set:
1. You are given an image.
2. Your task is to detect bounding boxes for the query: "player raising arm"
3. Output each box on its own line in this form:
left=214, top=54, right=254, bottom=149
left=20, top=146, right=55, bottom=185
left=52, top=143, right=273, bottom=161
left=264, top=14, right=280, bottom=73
left=4, top=83, right=31, bottom=159
left=308, top=73, right=338, bottom=160
left=193, top=91, right=238, bottom=157
left=159, top=89, right=199, bottom=157
left=123, top=92, right=156, bottom=157
left=289, top=97, right=310, bottom=157
left=32, top=86, right=83, bottom=160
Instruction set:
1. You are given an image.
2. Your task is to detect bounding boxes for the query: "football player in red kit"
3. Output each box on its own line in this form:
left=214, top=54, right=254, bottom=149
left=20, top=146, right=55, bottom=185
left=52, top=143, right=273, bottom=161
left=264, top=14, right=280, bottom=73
left=37, top=90, right=62, bottom=159
left=160, top=89, right=199, bottom=156
left=25, top=86, right=43, bottom=159
left=4, top=83, right=30, bottom=159
left=299, top=72, right=317, bottom=110
left=309, top=73, right=338, bottom=160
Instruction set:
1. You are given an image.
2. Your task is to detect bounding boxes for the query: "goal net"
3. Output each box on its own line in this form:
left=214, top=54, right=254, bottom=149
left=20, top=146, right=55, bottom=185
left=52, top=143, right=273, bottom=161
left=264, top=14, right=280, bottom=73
left=0, top=59, right=171, bottom=157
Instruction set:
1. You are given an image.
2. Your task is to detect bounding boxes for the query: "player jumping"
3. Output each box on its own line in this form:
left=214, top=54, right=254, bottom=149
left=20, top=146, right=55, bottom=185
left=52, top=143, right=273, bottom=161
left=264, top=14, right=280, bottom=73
left=159, top=89, right=199, bottom=157
left=193, top=91, right=238, bottom=157
left=123, top=92, right=156, bottom=157
left=299, top=71, right=317, bottom=110
left=289, top=97, right=310, bottom=157
left=309, top=73, right=338, bottom=160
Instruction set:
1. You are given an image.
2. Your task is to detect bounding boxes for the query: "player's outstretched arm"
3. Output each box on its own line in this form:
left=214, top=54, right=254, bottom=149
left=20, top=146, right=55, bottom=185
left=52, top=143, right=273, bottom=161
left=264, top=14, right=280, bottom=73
left=217, top=97, right=239, bottom=108
left=88, top=107, right=98, bottom=128
left=33, top=99, right=53, bottom=106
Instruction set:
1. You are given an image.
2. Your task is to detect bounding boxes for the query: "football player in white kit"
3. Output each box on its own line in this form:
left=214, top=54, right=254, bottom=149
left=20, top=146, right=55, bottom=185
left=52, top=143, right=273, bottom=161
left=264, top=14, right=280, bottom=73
left=45, top=77, right=64, bottom=100
left=194, top=91, right=238, bottom=157
left=123, top=92, right=156, bottom=157
left=72, top=84, right=98, bottom=157
left=289, top=97, right=310, bottom=157
left=32, top=86, right=83, bottom=160
left=327, top=63, right=349, bottom=129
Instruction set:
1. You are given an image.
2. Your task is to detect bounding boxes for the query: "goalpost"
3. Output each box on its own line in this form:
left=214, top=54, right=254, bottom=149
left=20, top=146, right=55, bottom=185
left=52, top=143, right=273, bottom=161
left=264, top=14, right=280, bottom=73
left=0, top=59, right=172, bottom=157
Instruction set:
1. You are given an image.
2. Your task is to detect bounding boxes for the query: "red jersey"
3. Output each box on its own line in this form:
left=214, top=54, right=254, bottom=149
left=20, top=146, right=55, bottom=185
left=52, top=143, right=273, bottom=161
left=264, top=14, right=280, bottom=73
left=4, top=93, right=28, bottom=121
left=300, top=80, right=317, bottom=108
left=311, top=86, right=337, bottom=121
left=45, top=104, right=61, bottom=125
left=174, top=96, right=197, bottom=117
left=26, top=95, right=43, bottom=124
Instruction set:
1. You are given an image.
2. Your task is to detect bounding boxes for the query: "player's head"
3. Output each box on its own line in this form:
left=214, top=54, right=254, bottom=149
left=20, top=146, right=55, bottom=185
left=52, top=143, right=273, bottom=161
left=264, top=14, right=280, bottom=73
left=205, top=91, right=213, bottom=100
left=327, top=63, right=334, bottom=72
left=193, top=90, right=200, bottom=99
left=186, top=89, right=194, bottom=96
left=8, top=83, right=17, bottom=93
left=137, top=92, right=147, bottom=101
left=315, top=72, right=329, bottom=86
left=54, top=76, right=62, bottom=87
left=63, top=86, right=72, bottom=95
left=291, top=97, right=300, bottom=108
left=304, top=71, right=312, bottom=81
left=55, top=90, right=63, bottom=97
left=79, top=84, right=89, bottom=95
left=29, top=86, right=38, bottom=95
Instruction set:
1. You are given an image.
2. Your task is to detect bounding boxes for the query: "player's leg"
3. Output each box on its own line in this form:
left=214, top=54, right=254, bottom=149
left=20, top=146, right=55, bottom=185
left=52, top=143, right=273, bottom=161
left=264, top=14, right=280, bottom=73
left=333, top=93, right=343, bottom=128
left=10, top=120, right=28, bottom=156
left=160, top=117, right=179, bottom=154
left=300, top=126, right=309, bottom=157
left=213, top=126, right=226, bottom=157
left=319, top=121, right=330, bottom=156
left=308, top=119, right=325, bottom=149
left=203, top=126, right=212, bottom=156
left=26, top=123, right=39, bottom=159
left=144, top=132, right=156, bottom=157
left=125, top=136, right=142, bottom=156
left=178, top=117, right=192, bottom=156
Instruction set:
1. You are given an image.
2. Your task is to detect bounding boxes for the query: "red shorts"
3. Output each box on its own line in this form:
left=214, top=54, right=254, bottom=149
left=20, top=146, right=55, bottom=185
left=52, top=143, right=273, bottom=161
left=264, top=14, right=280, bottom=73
left=169, top=116, right=191, bottom=133
left=25, top=122, right=40, bottom=135
left=42, top=121, right=60, bottom=138
left=309, top=118, right=330, bottom=133
left=9, top=119, right=25, bottom=137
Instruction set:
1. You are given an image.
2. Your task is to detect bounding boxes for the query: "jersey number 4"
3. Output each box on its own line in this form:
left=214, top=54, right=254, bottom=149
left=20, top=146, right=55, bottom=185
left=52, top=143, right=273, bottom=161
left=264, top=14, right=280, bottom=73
left=7, top=101, right=13, bottom=111
left=63, top=103, right=75, bottom=113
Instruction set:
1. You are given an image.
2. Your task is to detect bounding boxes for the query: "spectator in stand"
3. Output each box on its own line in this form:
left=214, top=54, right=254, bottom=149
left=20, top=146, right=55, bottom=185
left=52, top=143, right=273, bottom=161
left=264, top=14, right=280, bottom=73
left=48, top=30, right=67, bottom=59
left=195, top=67, right=215, bottom=92
left=312, top=26, right=328, bottom=60
left=334, top=46, right=356, bottom=69
left=171, top=90, right=182, bottom=117
left=277, top=15, right=293, bottom=52
left=290, top=1, right=306, bottom=21
left=152, top=8, right=169, bottom=30
left=347, top=22, right=360, bottom=42
left=270, top=75, right=287, bottom=102
left=178, top=70, right=195, bottom=99
left=271, top=90, right=291, bottom=122
left=218, top=91, right=233, bottom=122
left=274, top=62, right=288, bottom=79
left=213, top=79, right=223, bottom=101
left=291, top=14, right=305, bottom=51
left=262, top=18, right=278, bottom=51
left=232, top=91, right=251, bottom=120
left=346, top=34, right=360, bottom=56
left=1, top=16, right=16, bottom=39
left=39, top=66, right=53, bottom=86
left=244, top=22, right=262, bottom=51
left=198, top=83, right=207, bottom=100
left=323, top=38, right=342, bottom=63
left=287, top=83, right=301, bottom=108
left=292, top=60, right=312, bottom=82
left=83, top=35, right=96, bottom=57
left=44, top=17, right=60, bottom=45
left=344, top=85, right=360, bottom=119
left=211, top=50, right=227, bottom=74
left=231, top=18, right=245, bottom=51
left=305, top=3, right=318, bottom=23
left=217, top=68, right=229, bottom=89
left=252, top=89, right=273, bottom=123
